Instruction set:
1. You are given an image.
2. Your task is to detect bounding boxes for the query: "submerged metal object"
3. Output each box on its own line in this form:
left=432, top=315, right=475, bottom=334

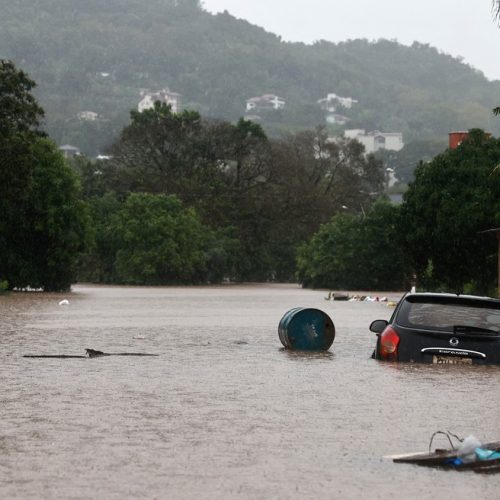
left=85, top=349, right=159, bottom=357
left=278, top=307, right=335, bottom=351
left=24, top=349, right=159, bottom=359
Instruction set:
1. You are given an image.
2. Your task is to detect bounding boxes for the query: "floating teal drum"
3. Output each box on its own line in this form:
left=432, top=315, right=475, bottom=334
left=278, top=308, right=335, bottom=351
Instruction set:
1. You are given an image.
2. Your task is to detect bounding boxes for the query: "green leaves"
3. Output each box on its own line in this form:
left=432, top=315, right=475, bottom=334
left=0, top=59, right=43, bottom=136
left=401, top=129, right=500, bottom=294
left=81, top=193, right=234, bottom=285
left=297, top=199, right=407, bottom=290
left=0, top=61, right=91, bottom=291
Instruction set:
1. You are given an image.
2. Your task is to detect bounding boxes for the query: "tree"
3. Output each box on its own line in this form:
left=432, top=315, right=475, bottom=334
left=375, top=138, right=447, bottom=183
left=0, top=61, right=91, bottom=291
left=0, top=59, right=44, bottom=135
left=101, top=106, right=276, bottom=280
left=108, top=193, right=231, bottom=285
left=400, top=129, right=500, bottom=294
left=105, top=104, right=231, bottom=213
left=76, top=192, right=122, bottom=283
left=4, top=138, right=91, bottom=291
left=297, top=199, right=407, bottom=290
left=0, top=60, right=45, bottom=252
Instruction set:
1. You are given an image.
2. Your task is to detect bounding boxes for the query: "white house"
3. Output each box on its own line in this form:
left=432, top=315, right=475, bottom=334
left=138, top=88, right=182, bottom=113
left=317, top=93, right=358, bottom=112
left=246, top=94, right=285, bottom=112
left=77, top=110, right=100, bottom=121
left=318, top=93, right=357, bottom=125
left=344, top=129, right=404, bottom=154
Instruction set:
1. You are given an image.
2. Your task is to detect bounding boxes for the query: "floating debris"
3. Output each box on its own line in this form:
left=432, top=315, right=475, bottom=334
left=24, top=354, right=86, bottom=358
left=388, top=431, right=500, bottom=473
left=86, top=348, right=158, bottom=357
left=324, top=291, right=350, bottom=301
left=58, top=299, right=69, bottom=306
left=279, top=308, right=335, bottom=351
left=24, top=348, right=159, bottom=359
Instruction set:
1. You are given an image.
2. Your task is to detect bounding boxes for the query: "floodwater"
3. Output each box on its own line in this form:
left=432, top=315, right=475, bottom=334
left=1, top=284, right=499, bottom=499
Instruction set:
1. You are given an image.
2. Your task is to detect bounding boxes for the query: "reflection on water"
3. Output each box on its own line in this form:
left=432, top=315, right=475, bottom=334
left=1, top=284, right=499, bottom=499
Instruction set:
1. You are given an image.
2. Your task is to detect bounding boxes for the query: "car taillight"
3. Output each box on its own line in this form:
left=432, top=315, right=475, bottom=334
left=379, top=326, right=400, bottom=361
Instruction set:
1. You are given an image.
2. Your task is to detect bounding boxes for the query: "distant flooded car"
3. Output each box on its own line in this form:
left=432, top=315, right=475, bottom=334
left=370, top=293, right=500, bottom=364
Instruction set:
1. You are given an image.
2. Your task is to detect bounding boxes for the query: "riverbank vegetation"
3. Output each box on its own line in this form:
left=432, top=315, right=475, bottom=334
left=2, top=60, right=500, bottom=293
left=0, top=60, right=90, bottom=291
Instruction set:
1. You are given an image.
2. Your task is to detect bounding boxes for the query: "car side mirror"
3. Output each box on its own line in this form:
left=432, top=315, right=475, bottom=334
left=370, top=319, right=388, bottom=334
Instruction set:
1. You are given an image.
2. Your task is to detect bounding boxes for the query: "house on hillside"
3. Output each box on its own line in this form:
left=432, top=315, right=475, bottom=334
left=138, top=88, right=182, bottom=113
left=318, top=92, right=358, bottom=112
left=344, top=129, right=404, bottom=153
left=246, top=94, right=286, bottom=112
left=59, top=144, right=81, bottom=158
left=77, top=110, right=100, bottom=121
left=318, top=93, right=357, bottom=125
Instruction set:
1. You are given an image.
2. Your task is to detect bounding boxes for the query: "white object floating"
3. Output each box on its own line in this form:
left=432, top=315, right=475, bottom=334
left=58, top=299, right=69, bottom=306
left=133, top=335, right=146, bottom=340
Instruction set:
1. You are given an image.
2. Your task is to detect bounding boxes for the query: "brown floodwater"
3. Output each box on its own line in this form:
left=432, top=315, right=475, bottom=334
left=1, top=284, right=499, bottom=499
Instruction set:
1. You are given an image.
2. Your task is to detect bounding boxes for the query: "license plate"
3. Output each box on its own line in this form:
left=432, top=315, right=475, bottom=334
left=432, top=355, right=472, bottom=365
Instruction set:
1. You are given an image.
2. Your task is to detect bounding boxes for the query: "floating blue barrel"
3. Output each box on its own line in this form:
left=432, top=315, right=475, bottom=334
left=278, top=307, right=335, bottom=351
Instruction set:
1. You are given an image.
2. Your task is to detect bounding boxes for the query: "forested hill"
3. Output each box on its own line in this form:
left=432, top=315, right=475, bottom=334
left=1, top=0, right=499, bottom=156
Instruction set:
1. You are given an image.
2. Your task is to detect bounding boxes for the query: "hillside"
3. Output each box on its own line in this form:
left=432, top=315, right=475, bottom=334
left=1, top=0, right=499, bottom=157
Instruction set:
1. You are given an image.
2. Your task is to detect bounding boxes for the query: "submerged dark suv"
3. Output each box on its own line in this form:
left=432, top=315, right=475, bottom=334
left=370, top=293, right=500, bottom=364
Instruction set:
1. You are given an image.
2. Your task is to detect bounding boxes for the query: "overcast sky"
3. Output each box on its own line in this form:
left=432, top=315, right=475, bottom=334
left=202, top=0, right=500, bottom=81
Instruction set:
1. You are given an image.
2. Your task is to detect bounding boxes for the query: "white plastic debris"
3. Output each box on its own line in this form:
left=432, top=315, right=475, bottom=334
left=458, top=435, right=482, bottom=463
left=58, top=299, right=69, bottom=306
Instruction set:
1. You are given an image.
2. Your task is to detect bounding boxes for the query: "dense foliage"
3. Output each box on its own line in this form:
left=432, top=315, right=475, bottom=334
left=75, top=104, right=385, bottom=283
left=0, top=0, right=499, bottom=158
left=78, top=193, right=231, bottom=285
left=401, top=129, right=500, bottom=294
left=0, top=60, right=90, bottom=291
left=10, top=137, right=91, bottom=291
left=297, top=200, right=408, bottom=291
left=2, top=56, right=500, bottom=293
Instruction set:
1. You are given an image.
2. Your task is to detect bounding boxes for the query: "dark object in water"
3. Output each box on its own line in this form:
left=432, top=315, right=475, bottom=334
left=24, top=349, right=159, bottom=359
left=24, top=354, right=86, bottom=358
left=324, top=291, right=349, bottom=301
left=278, top=307, right=335, bottom=351
left=85, top=349, right=159, bottom=357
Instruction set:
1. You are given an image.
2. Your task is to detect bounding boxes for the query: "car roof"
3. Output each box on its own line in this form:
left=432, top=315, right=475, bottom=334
left=404, top=292, right=500, bottom=304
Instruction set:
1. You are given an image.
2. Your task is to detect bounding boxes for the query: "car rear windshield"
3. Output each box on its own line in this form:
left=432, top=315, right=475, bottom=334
left=397, top=296, right=500, bottom=332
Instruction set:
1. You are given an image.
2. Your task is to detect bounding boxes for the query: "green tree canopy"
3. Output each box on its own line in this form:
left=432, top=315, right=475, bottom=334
left=297, top=199, right=407, bottom=290
left=102, top=193, right=232, bottom=285
left=0, top=61, right=90, bottom=291
left=3, top=137, right=91, bottom=291
left=0, top=59, right=45, bottom=227
left=400, top=129, right=500, bottom=294
left=0, top=59, right=44, bottom=135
